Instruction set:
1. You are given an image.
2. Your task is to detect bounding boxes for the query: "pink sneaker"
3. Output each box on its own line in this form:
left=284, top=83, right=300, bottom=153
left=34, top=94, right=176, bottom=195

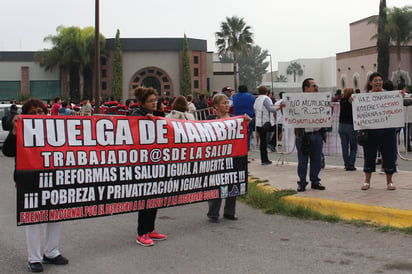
left=136, top=234, right=154, bottom=246
left=148, top=230, right=167, bottom=241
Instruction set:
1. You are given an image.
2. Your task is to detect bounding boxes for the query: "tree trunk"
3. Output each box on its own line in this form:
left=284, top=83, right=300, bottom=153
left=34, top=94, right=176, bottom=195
left=233, top=52, right=238, bottom=90
left=79, top=65, right=84, bottom=100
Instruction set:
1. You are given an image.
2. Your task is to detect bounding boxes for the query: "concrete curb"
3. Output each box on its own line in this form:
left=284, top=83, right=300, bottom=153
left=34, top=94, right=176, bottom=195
left=282, top=196, right=412, bottom=228
left=249, top=176, right=412, bottom=229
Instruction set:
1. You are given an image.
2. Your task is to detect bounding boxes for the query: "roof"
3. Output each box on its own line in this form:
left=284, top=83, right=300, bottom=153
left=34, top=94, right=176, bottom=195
left=0, top=52, right=35, bottom=62
left=105, top=37, right=207, bottom=52
left=0, top=37, right=208, bottom=62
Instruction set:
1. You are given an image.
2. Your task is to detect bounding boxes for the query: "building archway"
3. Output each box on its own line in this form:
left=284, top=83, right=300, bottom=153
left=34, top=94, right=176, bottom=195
left=340, top=74, right=347, bottom=89
left=391, top=70, right=411, bottom=88
left=352, top=73, right=360, bottom=90
left=129, top=67, right=173, bottom=98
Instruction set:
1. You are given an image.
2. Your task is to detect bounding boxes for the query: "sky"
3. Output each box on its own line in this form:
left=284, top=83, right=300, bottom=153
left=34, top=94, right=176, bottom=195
left=0, top=0, right=410, bottom=70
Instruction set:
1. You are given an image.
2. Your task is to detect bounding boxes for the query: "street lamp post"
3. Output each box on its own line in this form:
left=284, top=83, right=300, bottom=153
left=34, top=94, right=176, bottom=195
left=267, top=54, right=274, bottom=95
left=94, top=0, right=101, bottom=113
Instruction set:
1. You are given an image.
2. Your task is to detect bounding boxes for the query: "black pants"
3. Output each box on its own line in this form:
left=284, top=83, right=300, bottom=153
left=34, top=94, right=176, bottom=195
left=257, top=126, right=276, bottom=163
left=137, top=209, right=157, bottom=236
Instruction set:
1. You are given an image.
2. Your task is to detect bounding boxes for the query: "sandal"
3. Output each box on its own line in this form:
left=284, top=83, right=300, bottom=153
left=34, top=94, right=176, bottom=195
left=361, top=182, right=370, bottom=190
left=387, top=182, right=396, bottom=191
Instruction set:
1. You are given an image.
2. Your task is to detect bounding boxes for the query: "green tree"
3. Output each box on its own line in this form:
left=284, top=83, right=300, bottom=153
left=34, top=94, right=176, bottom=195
left=275, top=75, right=288, bottom=82
left=181, top=34, right=192, bottom=97
left=35, top=25, right=106, bottom=101
left=386, top=6, right=412, bottom=79
left=216, top=16, right=253, bottom=90
left=111, top=29, right=122, bottom=101
left=369, top=1, right=390, bottom=80
left=286, top=62, right=303, bottom=83
left=238, top=46, right=269, bottom=90
left=219, top=45, right=269, bottom=91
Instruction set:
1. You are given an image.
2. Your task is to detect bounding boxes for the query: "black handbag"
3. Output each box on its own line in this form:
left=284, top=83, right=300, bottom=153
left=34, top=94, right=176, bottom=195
left=356, top=130, right=368, bottom=146
left=262, top=121, right=275, bottom=132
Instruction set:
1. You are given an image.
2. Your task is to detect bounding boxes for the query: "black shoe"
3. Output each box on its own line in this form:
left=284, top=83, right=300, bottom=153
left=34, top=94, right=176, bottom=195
left=261, top=161, right=272, bottom=165
left=208, top=217, right=219, bottom=223
left=28, top=262, right=43, bottom=272
left=311, top=183, right=326, bottom=190
left=297, top=184, right=306, bottom=192
left=42, top=254, right=69, bottom=265
left=223, top=214, right=238, bottom=220
left=346, top=166, right=357, bottom=171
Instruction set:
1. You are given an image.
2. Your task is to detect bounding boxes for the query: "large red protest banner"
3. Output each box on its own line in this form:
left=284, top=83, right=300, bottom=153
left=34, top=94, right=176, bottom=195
left=15, top=115, right=248, bottom=225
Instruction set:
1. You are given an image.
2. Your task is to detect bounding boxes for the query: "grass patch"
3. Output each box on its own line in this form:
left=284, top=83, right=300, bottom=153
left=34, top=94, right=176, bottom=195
left=376, top=225, right=412, bottom=235
left=239, top=179, right=340, bottom=223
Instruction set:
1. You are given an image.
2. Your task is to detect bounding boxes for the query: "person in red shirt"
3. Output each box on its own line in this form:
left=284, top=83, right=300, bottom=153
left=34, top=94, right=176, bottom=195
left=50, top=97, right=61, bottom=115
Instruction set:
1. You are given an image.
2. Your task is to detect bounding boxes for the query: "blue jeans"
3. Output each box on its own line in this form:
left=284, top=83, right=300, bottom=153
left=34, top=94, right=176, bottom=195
left=296, top=131, right=323, bottom=186
left=247, top=118, right=255, bottom=150
left=338, top=123, right=357, bottom=168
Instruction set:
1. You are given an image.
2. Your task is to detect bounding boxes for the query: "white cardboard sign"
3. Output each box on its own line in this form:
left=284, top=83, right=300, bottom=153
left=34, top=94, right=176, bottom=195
left=352, top=91, right=404, bottom=130
left=283, top=92, right=332, bottom=128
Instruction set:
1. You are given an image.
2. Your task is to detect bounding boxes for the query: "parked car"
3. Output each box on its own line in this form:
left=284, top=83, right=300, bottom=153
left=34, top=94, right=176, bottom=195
left=0, top=104, right=22, bottom=146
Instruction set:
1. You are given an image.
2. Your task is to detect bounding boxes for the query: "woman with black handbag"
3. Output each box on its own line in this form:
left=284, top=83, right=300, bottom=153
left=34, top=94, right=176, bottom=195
left=338, top=87, right=358, bottom=171
left=253, top=86, right=283, bottom=165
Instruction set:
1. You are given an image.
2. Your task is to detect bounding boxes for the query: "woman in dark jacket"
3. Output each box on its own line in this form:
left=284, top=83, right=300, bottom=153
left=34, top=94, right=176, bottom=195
left=131, top=87, right=167, bottom=246
left=338, top=87, right=357, bottom=171
left=3, top=98, right=69, bottom=273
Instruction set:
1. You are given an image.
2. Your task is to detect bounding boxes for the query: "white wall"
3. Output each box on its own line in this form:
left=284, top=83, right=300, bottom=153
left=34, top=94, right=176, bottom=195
left=278, top=57, right=336, bottom=89
left=0, top=62, right=59, bottom=81
left=122, top=51, right=180, bottom=99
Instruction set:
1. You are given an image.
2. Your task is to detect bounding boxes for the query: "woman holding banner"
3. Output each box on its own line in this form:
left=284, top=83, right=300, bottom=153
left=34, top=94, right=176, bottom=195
left=206, top=94, right=237, bottom=222
left=132, top=87, right=167, bottom=246
left=166, top=95, right=196, bottom=120
left=2, top=98, right=69, bottom=273
left=361, top=72, right=397, bottom=191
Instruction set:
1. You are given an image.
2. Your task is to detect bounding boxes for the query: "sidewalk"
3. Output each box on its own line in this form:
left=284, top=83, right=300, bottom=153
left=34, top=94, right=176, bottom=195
left=247, top=151, right=412, bottom=228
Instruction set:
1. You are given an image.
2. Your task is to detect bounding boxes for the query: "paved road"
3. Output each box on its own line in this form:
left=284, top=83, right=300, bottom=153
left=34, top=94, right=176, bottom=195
left=2, top=154, right=412, bottom=274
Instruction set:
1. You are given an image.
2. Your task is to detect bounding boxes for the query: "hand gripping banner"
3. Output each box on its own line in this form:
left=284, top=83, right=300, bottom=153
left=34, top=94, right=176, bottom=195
left=15, top=115, right=248, bottom=225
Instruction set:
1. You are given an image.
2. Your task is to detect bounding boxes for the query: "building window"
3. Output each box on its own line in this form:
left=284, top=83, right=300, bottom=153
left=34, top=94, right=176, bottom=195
left=101, top=81, right=107, bottom=90
left=101, top=69, right=107, bottom=78
left=101, top=58, right=106, bottom=66
left=194, top=80, right=199, bottom=89
left=353, top=74, right=360, bottom=89
left=194, top=68, right=199, bottom=77
left=194, top=56, right=199, bottom=64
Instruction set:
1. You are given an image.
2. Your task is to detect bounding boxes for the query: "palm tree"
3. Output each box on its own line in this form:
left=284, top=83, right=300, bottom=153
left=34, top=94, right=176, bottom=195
left=216, top=16, right=253, bottom=90
left=377, top=0, right=390, bottom=80
left=286, top=62, right=303, bottom=83
left=35, top=25, right=105, bottom=101
left=385, top=6, right=412, bottom=81
left=275, top=75, right=288, bottom=82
